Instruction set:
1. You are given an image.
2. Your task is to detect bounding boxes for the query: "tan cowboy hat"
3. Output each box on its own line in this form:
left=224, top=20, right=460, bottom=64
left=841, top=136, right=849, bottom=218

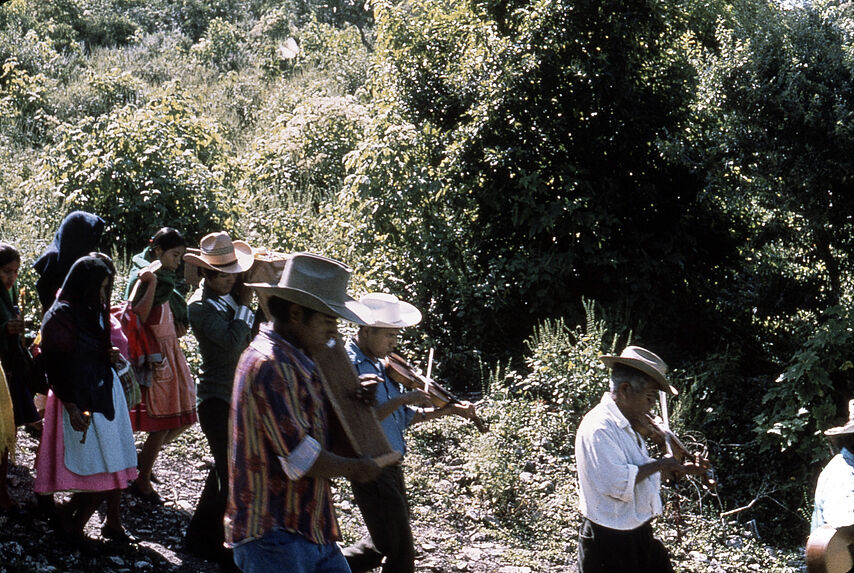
left=245, top=252, right=372, bottom=325
left=824, top=399, right=854, bottom=437
left=600, top=345, right=678, bottom=396
left=359, top=293, right=422, bottom=329
left=184, top=232, right=255, bottom=274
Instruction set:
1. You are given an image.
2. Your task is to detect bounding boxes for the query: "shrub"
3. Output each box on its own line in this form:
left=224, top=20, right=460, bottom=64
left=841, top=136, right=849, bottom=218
left=190, top=17, right=246, bottom=72
left=755, top=301, right=854, bottom=463
left=53, top=65, right=144, bottom=121
left=492, top=300, right=621, bottom=424
left=244, top=95, right=369, bottom=194
left=0, top=59, right=55, bottom=143
left=25, top=88, right=240, bottom=253
left=298, top=19, right=369, bottom=93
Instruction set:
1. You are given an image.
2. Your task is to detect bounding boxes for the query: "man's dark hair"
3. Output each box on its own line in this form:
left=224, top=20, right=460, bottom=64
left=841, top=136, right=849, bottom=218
left=200, top=267, right=222, bottom=280
left=267, top=295, right=317, bottom=325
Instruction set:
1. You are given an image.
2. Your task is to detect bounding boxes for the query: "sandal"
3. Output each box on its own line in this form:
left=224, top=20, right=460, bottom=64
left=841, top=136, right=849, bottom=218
left=129, top=481, right=163, bottom=505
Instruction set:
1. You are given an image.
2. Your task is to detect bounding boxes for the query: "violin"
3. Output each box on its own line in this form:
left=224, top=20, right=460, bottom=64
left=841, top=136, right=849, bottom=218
left=635, top=413, right=718, bottom=491
left=384, top=352, right=488, bottom=433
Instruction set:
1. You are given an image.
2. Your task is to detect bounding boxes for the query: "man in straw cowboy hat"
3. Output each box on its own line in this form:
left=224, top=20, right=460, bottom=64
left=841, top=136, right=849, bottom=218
left=225, top=253, right=382, bottom=573
left=575, top=345, right=706, bottom=573
left=341, top=293, right=478, bottom=573
left=812, top=399, right=854, bottom=533
left=182, top=232, right=256, bottom=571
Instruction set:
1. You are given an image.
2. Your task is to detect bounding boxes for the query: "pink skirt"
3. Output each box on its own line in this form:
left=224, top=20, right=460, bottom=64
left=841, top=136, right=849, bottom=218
left=34, top=390, right=137, bottom=493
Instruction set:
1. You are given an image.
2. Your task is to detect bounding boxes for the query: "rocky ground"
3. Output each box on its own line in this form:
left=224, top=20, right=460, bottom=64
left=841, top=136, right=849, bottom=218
left=0, top=424, right=552, bottom=573
left=0, top=408, right=813, bottom=573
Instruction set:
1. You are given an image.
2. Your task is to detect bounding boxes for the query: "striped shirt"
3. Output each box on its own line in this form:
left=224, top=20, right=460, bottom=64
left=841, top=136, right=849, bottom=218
left=225, top=323, right=337, bottom=546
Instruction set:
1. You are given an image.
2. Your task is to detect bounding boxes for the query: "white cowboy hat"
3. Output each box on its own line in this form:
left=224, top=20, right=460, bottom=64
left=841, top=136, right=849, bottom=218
left=825, top=399, right=854, bottom=437
left=245, top=252, right=372, bottom=325
left=359, top=293, right=422, bottom=329
left=184, top=232, right=255, bottom=274
left=600, top=345, right=678, bottom=396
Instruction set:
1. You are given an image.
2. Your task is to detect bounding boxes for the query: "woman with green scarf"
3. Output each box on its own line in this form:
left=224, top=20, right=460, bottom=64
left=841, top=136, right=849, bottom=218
left=125, top=227, right=196, bottom=504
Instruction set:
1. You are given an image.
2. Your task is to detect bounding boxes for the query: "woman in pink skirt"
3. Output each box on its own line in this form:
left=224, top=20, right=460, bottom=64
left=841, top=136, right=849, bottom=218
left=125, top=227, right=196, bottom=504
left=35, top=256, right=137, bottom=549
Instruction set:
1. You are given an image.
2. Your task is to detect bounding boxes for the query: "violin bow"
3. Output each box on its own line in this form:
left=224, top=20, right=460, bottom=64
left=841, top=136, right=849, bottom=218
left=659, top=390, right=674, bottom=457
left=425, top=348, right=434, bottom=396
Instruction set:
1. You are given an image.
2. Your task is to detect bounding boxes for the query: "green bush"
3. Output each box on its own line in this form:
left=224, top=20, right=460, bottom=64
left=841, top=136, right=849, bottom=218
left=190, top=17, right=246, bottom=72
left=756, top=301, right=854, bottom=462
left=25, top=88, right=239, bottom=253
left=53, top=65, right=144, bottom=121
left=244, top=95, right=369, bottom=194
left=0, top=59, right=55, bottom=143
left=297, top=19, right=369, bottom=93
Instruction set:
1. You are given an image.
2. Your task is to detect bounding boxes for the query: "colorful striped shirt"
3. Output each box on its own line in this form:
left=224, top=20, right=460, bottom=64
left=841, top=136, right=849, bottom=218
left=225, top=323, right=338, bottom=546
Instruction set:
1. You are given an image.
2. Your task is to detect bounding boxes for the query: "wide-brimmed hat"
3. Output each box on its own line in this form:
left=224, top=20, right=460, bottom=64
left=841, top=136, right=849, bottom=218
left=359, top=293, right=422, bottom=329
left=600, top=345, right=678, bottom=396
left=184, top=232, right=255, bottom=274
left=824, top=399, right=854, bottom=437
left=245, top=252, right=372, bottom=325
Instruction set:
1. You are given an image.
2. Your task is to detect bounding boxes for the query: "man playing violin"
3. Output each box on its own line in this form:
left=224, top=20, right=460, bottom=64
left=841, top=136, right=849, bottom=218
left=341, top=292, right=478, bottom=573
left=575, top=346, right=708, bottom=573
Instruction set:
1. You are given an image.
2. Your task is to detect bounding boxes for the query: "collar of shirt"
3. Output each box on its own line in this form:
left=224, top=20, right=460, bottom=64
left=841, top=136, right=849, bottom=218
left=346, top=338, right=381, bottom=372
left=253, top=322, right=316, bottom=373
left=601, top=392, right=631, bottom=428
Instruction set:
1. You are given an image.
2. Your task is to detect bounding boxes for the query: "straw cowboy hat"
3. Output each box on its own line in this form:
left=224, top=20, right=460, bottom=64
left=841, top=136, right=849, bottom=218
left=245, top=252, right=372, bottom=325
left=600, top=345, right=678, bottom=396
left=824, top=399, right=854, bottom=437
left=359, top=293, right=422, bottom=329
left=184, top=232, right=255, bottom=274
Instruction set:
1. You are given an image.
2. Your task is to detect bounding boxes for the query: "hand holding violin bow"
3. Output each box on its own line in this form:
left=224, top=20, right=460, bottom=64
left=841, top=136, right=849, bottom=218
left=635, top=412, right=717, bottom=489
left=384, top=352, right=489, bottom=433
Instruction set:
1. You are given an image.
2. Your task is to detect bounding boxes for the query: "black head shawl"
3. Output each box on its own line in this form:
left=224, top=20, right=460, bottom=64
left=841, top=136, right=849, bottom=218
left=41, top=255, right=115, bottom=419
left=57, top=255, right=113, bottom=352
left=33, top=211, right=105, bottom=312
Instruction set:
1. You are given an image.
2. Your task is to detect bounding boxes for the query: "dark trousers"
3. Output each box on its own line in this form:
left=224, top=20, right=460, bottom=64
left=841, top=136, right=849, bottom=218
left=342, top=464, right=415, bottom=573
left=578, top=518, right=674, bottom=573
left=185, top=398, right=231, bottom=559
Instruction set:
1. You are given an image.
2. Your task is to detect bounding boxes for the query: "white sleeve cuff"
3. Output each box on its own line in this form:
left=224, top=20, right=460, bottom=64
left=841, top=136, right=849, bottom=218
left=618, top=464, right=639, bottom=502
left=278, top=435, right=321, bottom=480
left=236, top=306, right=254, bottom=328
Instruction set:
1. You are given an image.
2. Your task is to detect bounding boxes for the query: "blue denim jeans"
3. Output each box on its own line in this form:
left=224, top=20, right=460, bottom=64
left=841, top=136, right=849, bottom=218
left=233, top=529, right=352, bottom=573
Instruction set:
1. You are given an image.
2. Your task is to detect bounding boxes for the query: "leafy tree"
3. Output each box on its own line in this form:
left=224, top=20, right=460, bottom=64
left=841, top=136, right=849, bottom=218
left=348, top=0, right=741, bottom=375
left=688, top=0, right=854, bottom=450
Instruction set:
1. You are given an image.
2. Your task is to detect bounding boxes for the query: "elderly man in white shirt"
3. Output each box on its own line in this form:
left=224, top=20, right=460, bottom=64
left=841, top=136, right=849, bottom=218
left=575, top=346, right=706, bottom=573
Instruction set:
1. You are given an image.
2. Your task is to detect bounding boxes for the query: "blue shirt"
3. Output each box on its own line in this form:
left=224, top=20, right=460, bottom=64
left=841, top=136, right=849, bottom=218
left=812, top=446, right=854, bottom=531
left=345, top=338, right=415, bottom=456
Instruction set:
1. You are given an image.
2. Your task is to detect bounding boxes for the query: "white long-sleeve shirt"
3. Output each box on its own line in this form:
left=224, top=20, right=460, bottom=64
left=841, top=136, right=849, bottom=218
left=575, top=392, right=662, bottom=530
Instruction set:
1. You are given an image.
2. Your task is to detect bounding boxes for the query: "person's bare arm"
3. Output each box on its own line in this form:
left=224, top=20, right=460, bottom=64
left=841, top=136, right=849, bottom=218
left=130, top=264, right=159, bottom=322
left=376, top=389, right=432, bottom=421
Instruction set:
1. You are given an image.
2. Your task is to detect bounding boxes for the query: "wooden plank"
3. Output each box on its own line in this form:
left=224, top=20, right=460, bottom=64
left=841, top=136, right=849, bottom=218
left=315, top=335, right=400, bottom=465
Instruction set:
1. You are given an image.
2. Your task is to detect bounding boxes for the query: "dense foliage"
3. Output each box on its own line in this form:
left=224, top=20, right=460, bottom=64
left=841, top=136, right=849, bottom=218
left=1, top=0, right=853, bottom=562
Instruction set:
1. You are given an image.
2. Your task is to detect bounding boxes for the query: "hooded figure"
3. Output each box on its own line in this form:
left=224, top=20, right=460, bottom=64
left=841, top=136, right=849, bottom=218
left=33, top=211, right=105, bottom=313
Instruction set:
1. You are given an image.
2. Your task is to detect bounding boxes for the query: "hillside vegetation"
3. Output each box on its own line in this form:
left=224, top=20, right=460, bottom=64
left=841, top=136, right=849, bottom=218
left=0, top=0, right=851, bottom=570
